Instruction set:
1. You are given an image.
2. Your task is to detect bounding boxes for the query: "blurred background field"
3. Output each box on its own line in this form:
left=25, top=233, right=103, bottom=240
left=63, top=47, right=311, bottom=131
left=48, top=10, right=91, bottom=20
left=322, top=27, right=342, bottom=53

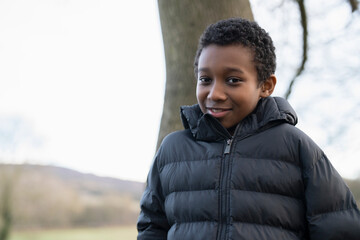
left=9, top=226, right=137, bottom=240
left=0, top=164, right=143, bottom=240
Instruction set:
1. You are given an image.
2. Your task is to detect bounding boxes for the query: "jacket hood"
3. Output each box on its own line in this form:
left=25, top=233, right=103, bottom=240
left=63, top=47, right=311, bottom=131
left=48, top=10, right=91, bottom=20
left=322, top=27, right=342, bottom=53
left=180, top=96, right=298, bottom=141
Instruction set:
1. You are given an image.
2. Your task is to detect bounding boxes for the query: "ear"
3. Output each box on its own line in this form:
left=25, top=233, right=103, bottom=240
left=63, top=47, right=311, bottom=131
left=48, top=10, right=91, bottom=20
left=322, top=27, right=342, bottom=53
left=260, top=74, right=277, bottom=98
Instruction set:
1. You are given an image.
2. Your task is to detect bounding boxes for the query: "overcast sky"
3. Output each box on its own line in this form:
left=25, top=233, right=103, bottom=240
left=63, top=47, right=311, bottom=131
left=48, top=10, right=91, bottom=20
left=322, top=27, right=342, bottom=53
left=1, top=0, right=359, bottom=182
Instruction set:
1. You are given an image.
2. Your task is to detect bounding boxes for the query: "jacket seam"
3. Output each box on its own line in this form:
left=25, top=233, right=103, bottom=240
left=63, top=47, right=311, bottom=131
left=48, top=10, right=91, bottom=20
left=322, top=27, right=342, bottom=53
left=174, top=220, right=218, bottom=224
left=231, top=188, right=304, bottom=201
left=304, top=153, right=325, bottom=175
left=172, top=220, right=300, bottom=235
left=166, top=189, right=216, bottom=196
left=233, top=155, right=301, bottom=169
left=309, top=206, right=358, bottom=218
left=153, top=159, right=167, bottom=204
left=232, top=220, right=299, bottom=235
left=159, top=157, right=220, bottom=170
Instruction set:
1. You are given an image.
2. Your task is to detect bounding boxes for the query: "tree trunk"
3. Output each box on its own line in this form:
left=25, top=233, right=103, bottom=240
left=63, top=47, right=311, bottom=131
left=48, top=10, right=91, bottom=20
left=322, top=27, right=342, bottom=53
left=157, top=0, right=254, bottom=148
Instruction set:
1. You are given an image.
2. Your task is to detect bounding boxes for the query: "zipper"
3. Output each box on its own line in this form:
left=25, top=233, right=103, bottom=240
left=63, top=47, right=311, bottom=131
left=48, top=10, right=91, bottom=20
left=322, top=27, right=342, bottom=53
left=217, top=123, right=255, bottom=240
left=224, top=138, right=233, bottom=154
left=217, top=137, right=233, bottom=240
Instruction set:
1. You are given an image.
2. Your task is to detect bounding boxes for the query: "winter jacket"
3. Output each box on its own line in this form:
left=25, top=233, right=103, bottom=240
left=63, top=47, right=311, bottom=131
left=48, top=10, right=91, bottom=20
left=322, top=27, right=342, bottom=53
left=137, top=96, right=360, bottom=240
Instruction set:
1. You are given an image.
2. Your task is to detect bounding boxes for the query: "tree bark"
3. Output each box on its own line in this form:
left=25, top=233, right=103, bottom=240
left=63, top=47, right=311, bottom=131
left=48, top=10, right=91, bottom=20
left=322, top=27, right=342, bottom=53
left=157, top=0, right=253, bottom=148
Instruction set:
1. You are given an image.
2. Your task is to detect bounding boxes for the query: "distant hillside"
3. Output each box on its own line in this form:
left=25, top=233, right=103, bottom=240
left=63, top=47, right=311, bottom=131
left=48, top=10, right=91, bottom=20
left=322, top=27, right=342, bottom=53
left=0, top=164, right=145, bottom=229
left=345, top=178, right=360, bottom=206
left=21, top=164, right=145, bottom=199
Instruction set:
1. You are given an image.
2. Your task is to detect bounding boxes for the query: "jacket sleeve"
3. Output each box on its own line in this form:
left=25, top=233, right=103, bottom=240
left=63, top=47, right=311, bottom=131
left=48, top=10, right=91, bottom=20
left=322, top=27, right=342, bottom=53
left=303, top=154, right=360, bottom=239
left=137, top=154, right=170, bottom=240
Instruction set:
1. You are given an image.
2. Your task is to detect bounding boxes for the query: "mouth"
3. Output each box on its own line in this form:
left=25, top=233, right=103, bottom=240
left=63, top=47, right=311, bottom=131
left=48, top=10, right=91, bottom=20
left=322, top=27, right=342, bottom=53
left=206, top=107, right=231, bottom=118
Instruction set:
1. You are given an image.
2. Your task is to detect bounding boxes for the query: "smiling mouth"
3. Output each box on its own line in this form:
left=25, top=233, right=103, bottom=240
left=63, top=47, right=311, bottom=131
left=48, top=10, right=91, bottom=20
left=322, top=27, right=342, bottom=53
left=210, top=108, right=226, bottom=113
left=207, top=107, right=231, bottom=111
left=206, top=107, right=231, bottom=118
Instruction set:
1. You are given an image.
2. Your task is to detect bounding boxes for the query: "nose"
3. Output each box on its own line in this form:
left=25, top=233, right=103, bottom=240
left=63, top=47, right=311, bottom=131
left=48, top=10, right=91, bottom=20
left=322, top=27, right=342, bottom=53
left=208, top=80, right=227, bottom=101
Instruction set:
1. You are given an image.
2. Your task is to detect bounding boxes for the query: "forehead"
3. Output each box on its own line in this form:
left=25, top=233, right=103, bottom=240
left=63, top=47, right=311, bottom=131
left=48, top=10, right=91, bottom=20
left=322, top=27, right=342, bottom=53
left=198, top=44, right=256, bottom=73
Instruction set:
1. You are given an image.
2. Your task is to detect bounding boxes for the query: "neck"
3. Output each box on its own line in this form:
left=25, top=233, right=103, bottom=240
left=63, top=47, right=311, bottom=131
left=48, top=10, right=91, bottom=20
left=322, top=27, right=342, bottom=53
left=227, top=125, right=237, bottom=136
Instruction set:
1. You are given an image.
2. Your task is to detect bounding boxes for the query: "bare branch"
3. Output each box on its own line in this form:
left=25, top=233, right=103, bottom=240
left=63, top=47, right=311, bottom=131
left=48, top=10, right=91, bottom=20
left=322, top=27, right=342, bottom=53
left=348, top=0, right=359, bottom=12
left=285, top=0, right=308, bottom=99
left=269, top=0, right=287, bottom=11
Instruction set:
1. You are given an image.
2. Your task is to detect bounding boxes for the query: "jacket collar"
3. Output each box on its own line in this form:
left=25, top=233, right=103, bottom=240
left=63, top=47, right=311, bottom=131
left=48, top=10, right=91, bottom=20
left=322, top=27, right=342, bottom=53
left=180, top=97, right=298, bottom=141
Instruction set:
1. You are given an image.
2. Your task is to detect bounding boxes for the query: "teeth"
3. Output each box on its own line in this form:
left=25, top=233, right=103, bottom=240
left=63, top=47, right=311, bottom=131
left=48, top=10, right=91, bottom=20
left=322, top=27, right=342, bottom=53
left=212, top=109, right=223, bottom=113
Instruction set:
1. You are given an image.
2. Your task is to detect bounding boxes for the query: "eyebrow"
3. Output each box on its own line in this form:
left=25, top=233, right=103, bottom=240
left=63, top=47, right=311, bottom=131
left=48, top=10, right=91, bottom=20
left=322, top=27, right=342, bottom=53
left=197, top=67, right=244, bottom=74
left=224, top=67, right=244, bottom=74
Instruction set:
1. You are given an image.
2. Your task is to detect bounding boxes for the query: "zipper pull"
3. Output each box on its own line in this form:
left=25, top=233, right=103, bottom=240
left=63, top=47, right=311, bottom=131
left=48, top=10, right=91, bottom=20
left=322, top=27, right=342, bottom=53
left=224, top=138, right=233, bottom=154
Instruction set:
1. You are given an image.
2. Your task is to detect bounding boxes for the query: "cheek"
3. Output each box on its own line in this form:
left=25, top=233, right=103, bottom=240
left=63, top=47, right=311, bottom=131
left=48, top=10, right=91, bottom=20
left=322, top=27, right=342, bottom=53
left=196, top=86, right=205, bottom=102
left=196, top=87, right=207, bottom=113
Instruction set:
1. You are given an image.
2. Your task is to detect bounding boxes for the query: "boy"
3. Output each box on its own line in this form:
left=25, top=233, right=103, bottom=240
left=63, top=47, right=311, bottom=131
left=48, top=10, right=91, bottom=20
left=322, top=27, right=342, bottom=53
left=137, top=18, right=360, bottom=240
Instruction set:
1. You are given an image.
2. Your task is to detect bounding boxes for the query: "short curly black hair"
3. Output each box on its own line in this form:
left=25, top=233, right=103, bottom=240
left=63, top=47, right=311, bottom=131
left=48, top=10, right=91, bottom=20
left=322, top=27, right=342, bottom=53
left=194, top=18, right=276, bottom=85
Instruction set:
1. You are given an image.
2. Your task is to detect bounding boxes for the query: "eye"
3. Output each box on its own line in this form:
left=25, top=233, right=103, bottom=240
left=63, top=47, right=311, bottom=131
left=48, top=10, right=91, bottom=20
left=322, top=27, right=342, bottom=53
left=227, top=77, right=243, bottom=84
left=198, top=76, right=212, bottom=84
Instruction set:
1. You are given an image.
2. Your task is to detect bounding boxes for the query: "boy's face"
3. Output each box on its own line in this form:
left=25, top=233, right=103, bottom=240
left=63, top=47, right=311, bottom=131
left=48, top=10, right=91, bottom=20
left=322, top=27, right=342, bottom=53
left=196, top=44, right=267, bottom=130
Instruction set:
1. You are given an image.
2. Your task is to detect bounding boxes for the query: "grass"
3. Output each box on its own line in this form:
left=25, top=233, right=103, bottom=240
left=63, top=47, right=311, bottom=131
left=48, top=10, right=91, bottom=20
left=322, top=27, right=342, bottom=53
left=9, top=225, right=137, bottom=240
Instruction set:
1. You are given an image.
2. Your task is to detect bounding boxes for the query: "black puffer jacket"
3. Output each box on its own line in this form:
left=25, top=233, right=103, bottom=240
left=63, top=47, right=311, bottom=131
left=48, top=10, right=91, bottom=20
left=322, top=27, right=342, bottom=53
left=137, top=97, right=360, bottom=240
